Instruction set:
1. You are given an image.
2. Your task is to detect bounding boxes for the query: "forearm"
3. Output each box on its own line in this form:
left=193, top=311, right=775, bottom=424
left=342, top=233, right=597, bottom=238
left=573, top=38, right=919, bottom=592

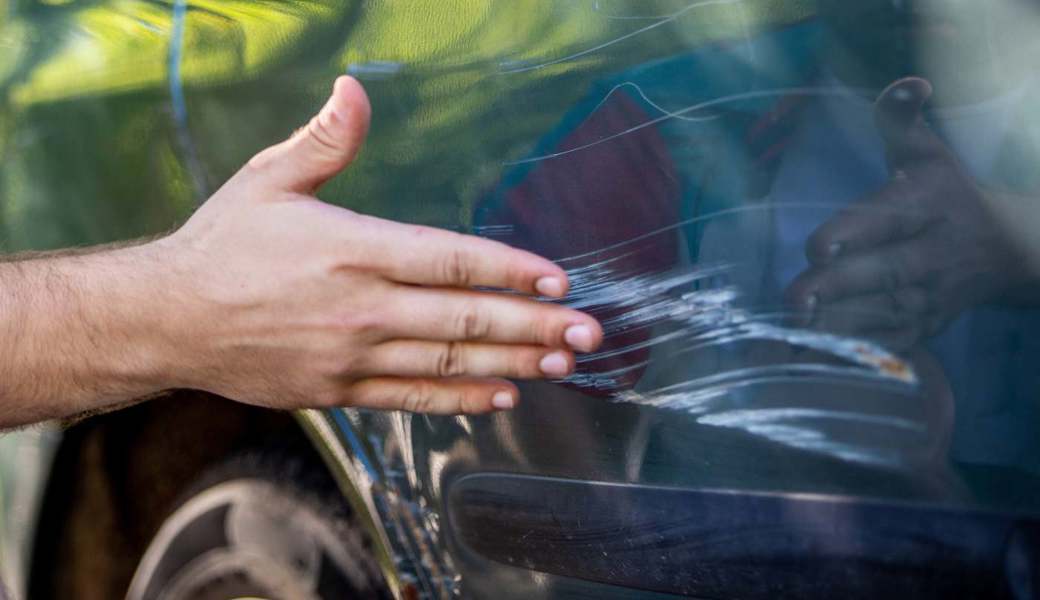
left=0, top=77, right=605, bottom=421
left=0, top=243, right=172, bottom=427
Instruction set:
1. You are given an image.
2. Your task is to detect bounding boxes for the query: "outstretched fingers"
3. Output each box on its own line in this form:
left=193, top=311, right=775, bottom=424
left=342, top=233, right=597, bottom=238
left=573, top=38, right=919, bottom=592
left=378, top=285, right=602, bottom=351
left=362, top=340, right=575, bottom=379
left=343, top=377, right=520, bottom=414
left=349, top=217, right=571, bottom=297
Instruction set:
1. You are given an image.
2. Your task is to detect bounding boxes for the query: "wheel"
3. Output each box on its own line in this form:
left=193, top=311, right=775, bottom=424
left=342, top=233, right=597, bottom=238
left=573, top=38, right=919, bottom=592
left=126, top=451, right=388, bottom=600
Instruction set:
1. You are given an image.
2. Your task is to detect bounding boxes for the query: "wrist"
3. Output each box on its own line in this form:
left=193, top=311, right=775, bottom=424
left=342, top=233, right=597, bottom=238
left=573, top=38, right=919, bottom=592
left=58, top=242, right=183, bottom=400
left=104, top=240, right=190, bottom=393
left=0, top=242, right=182, bottom=424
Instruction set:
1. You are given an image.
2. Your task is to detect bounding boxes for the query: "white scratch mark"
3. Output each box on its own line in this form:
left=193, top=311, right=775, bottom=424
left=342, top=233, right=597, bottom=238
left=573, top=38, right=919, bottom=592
left=587, top=81, right=722, bottom=124
left=505, top=87, right=872, bottom=166
left=501, top=0, right=744, bottom=75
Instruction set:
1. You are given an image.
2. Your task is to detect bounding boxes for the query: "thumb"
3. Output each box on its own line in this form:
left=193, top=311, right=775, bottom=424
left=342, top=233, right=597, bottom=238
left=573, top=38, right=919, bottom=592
left=874, top=77, right=950, bottom=173
left=247, top=76, right=372, bottom=194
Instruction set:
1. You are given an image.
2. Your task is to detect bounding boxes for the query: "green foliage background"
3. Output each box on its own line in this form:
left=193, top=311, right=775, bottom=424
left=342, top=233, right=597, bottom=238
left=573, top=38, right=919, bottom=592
left=0, top=0, right=811, bottom=252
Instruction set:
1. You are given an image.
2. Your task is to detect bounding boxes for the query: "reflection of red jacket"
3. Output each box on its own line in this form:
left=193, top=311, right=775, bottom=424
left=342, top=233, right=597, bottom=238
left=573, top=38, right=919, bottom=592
left=476, top=81, right=808, bottom=392
left=477, top=89, right=681, bottom=391
left=482, top=89, right=681, bottom=264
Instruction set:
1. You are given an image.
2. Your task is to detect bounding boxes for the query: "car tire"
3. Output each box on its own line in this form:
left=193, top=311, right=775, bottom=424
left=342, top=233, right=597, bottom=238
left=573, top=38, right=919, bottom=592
left=125, top=450, right=388, bottom=600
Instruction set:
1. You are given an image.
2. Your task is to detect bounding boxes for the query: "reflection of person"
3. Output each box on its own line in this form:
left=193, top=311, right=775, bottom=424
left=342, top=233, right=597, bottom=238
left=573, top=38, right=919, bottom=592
left=787, top=76, right=1040, bottom=343
left=783, top=0, right=1040, bottom=349
left=479, top=1, right=1040, bottom=470
left=0, top=76, right=603, bottom=429
left=767, top=2, right=1040, bottom=471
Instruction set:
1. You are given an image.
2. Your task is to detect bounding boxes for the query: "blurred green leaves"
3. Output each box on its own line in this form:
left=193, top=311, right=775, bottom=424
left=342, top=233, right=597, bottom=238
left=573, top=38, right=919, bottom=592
left=0, top=0, right=812, bottom=251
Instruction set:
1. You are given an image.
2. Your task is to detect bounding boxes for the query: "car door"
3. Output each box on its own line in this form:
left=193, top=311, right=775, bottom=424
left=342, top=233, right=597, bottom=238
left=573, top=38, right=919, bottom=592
left=302, top=2, right=1040, bottom=598
left=5, top=0, right=1038, bottom=597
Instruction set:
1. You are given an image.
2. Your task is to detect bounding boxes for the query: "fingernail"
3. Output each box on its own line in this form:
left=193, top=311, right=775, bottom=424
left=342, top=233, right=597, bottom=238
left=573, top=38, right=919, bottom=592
left=539, top=351, right=571, bottom=377
left=535, top=276, right=565, bottom=298
left=492, top=391, right=515, bottom=410
left=564, top=324, right=595, bottom=352
left=827, top=242, right=843, bottom=258
left=806, top=292, right=819, bottom=312
left=892, top=86, right=914, bottom=103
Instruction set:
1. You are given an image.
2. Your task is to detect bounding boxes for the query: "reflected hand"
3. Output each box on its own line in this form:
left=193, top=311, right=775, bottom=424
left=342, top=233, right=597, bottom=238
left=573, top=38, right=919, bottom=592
left=786, top=77, right=1027, bottom=350
left=153, top=77, right=603, bottom=414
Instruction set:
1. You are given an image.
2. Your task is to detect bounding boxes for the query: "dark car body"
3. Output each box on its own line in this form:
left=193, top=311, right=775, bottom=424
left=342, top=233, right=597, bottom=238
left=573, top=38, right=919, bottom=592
left=1, top=1, right=1039, bottom=598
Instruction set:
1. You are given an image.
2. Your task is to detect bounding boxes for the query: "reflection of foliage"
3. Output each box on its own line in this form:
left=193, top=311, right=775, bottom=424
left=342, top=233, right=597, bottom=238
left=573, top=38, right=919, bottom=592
left=0, top=94, right=194, bottom=252
left=3, top=0, right=355, bottom=106
left=0, top=18, right=28, bottom=94
left=179, top=0, right=352, bottom=82
left=6, top=1, right=170, bottom=107
left=0, top=0, right=812, bottom=251
left=186, top=0, right=814, bottom=227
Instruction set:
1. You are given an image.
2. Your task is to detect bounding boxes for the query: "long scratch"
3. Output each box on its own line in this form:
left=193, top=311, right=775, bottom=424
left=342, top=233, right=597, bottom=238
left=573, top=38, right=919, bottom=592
left=505, top=87, right=872, bottom=166
left=587, top=82, right=722, bottom=124
left=555, top=259, right=918, bottom=393
left=553, top=201, right=899, bottom=265
left=611, top=366, right=917, bottom=412
left=501, top=0, right=743, bottom=75
left=591, top=0, right=756, bottom=64
left=699, top=407, right=923, bottom=431
left=592, top=0, right=695, bottom=20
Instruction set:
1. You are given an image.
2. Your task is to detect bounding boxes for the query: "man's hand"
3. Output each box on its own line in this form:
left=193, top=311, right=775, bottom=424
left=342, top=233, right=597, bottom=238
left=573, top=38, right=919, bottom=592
left=785, top=77, right=1032, bottom=350
left=0, top=77, right=602, bottom=426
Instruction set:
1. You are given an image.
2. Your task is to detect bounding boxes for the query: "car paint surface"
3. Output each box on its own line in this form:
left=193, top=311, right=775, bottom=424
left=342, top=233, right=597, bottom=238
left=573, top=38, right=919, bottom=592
left=3, top=1, right=1040, bottom=599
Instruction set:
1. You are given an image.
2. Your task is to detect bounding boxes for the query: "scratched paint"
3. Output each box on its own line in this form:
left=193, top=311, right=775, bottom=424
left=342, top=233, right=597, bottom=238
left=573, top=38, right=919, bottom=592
left=549, top=210, right=916, bottom=380
left=521, top=213, right=922, bottom=467
left=6, top=1, right=1040, bottom=597
left=500, top=0, right=747, bottom=74
left=498, top=220, right=925, bottom=473
left=503, top=87, right=875, bottom=166
left=586, top=82, right=723, bottom=127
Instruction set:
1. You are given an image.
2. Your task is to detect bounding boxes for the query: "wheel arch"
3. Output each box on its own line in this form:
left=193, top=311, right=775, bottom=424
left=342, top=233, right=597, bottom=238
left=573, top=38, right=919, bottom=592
left=26, top=391, right=401, bottom=600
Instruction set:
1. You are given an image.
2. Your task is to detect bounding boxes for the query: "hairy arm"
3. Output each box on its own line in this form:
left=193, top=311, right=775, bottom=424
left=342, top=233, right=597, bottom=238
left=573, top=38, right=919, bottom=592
left=0, top=77, right=603, bottom=428
left=0, top=243, right=173, bottom=426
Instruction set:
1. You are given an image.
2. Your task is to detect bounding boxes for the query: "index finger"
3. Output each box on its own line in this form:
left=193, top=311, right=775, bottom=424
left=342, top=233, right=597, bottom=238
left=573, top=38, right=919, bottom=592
left=352, top=215, right=570, bottom=297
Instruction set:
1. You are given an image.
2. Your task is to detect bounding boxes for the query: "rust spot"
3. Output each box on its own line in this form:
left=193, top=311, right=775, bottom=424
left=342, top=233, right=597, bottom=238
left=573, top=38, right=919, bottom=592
left=878, top=356, right=912, bottom=379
